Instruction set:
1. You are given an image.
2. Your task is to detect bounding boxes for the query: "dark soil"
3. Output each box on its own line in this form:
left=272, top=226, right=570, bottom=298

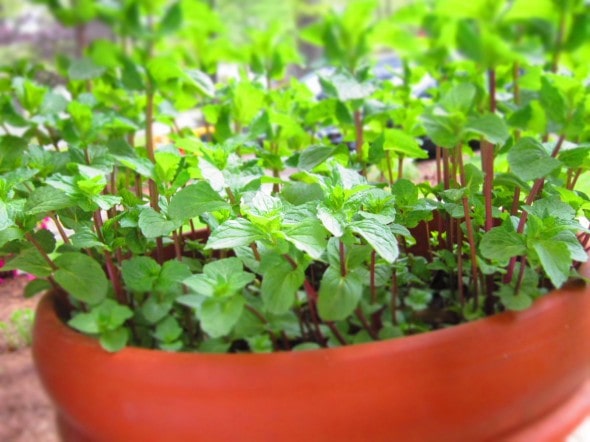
left=0, top=276, right=57, bottom=442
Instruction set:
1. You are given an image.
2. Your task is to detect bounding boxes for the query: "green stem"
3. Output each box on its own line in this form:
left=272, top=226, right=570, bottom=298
left=354, top=109, right=365, bottom=175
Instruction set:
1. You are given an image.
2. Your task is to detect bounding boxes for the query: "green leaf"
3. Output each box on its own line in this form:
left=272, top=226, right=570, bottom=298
left=54, top=253, right=108, bottom=305
left=100, top=328, right=129, bottom=352
left=206, top=219, right=264, bottom=249
left=24, top=279, right=52, bottom=299
left=185, top=69, right=216, bottom=98
left=464, top=114, right=509, bottom=145
left=533, top=240, right=571, bottom=288
left=406, top=288, right=432, bottom=310
left=3, top=248, right=53, bottom=277
left=480, top=226, right=526, bottom=263
left=350, top=219, right=399, bottom=264
left=68, top=311, right=100, bottom=334
left=154, top=316, right=183, bottom=343
left=168, top=182, right=229, bottom=222
left=383, top=129, right=428, bottom=159
left=497, top=286, right=533, bottom=311
left=540, top=76, right=567, bottom=126
left=422, top=113, right=459, bottom=148
left=141, top=297, right=173, bottom=324
left=121, top=256, right=161, bottom=293
left=24, top=186, right=73, bottom=214
left=158, top=1, right=182, bottom=35
left=68, top=58, right=106, bottom=80
left=319, top=69, right=376, bottom=101
left=508, top=137, right=561, bottom=181
left=283, top=219, right=328, bottom=259
left=200, top=296, right=245, bottom=338
left=261, top=263, right=305, bottom=314
left=138, top=208, right=180, bottom=238
left=318, top=266, right=364, bottom=321
left=440, top=83, right=476, bottom=114
left=297, top=145, right=336, bottom=170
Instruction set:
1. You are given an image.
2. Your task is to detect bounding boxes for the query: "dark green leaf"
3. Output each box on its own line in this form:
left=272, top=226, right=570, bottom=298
left=480, top=226, right=526, bottom=262
left=54, top=253, right=108, bottom=304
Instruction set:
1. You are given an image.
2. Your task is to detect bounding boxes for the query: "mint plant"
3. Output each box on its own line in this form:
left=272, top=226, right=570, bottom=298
left=0, top=0, right=587, bottom=353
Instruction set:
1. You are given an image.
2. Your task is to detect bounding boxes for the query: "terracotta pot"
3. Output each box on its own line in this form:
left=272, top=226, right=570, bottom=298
left=33, top=278, right=590, bottom=442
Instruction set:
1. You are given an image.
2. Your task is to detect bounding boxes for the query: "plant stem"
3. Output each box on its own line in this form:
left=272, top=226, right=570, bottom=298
left=385, top=150, right=394, bottom=185
left=48, top=213, right=70, bottom=244
left=370, top=251, right=377, bottom=303
left=457, top=147, right=479, bottom=303
left=505, top=134, right=567, bottom=283
left=326, top=321, right=347, bottom=345
left=390, top=269, right=398, bottom=326
left=24, top=231, right=58, bottom=271
left=354, top=109, right=365, bottom=175
left=481, top=68, right=497, bottom=232
left=397, top=154, right=405, bottom=180
left=355, top=307, right=378, bottom=340
left=93, top=211, right=127, bottom=304
left=339, top=240, right=347, bottom=277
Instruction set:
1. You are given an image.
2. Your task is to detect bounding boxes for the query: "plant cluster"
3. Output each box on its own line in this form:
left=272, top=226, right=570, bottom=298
left=0, top=0, right=588, bottom=352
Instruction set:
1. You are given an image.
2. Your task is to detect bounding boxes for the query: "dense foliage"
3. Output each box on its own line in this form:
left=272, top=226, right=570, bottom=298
left=0, top=0, right=588, bottom=352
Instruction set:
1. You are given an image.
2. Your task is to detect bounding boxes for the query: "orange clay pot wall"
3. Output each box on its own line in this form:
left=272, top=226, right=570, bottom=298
left=33, top=280, right=590, bottom=442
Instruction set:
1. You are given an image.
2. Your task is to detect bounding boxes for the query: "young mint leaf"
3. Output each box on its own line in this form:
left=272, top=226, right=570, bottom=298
left=440, top=83, right=476, bottom=114
left=480, top=226, right=527, bottom=263
left=168, top=181, right=229, bottom=222
left=497, top=286, right=533, bottom=311
left=206, top=218, right=264, bottom=249
left=261, top=263, right=305, bottom=314
left=158, top=1, right=182, bottom=35
left=319, top=69, right=376, bottom=101
left=383, top=129, right=428, bottom=159
left=154, top=316, right=183, bottom=343
left=350, top=219, right=399, bottom=264
left=121, top=256, right=161, bottom=293
left=68, top=311, right=100, bottom=334
left=540, top=76, right=567, bottom=126
left=464, top=114, right=509, bottom=145
left=200, top=296, right=245, bottom=338
left=532, top=240, right=571, bottom=287
left=100, top=327, right=129, bottom=353
left=297, top=145, right=336, bottom=170
left=283, top=219, right=327, bottom=259
left=138, top=207, right=181, bottom=238
left=318, top=266, right=364, bottom=321
left=141, top=297, right=173, bottom=324
left=54, top=253, right=108, bottom=305
left=3, top=248, right=53, bottom=277
left=508, top=137, right=561, bottom=181
left=24, top=186, right=73, bottom=214
left=156, top=260, right=192, bottom=292
left=185, top=69, right=216, bottom=98
left=421, top=113, right=459, bottom=149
